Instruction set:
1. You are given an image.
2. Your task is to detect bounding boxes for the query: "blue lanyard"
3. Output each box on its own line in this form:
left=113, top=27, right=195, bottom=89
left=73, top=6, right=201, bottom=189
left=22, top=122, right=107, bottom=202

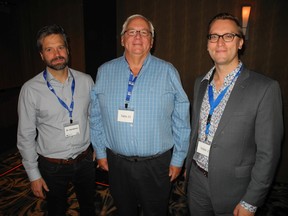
left=205, top=68, right=242, bottom=136
left=43, top=70, right=75, bottom=123
left=125, top=72, right=137, bottom=108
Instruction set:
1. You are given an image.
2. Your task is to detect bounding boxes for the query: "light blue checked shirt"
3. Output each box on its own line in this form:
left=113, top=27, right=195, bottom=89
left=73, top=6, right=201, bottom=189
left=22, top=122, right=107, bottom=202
left=90, top=53, right=191, bottom=167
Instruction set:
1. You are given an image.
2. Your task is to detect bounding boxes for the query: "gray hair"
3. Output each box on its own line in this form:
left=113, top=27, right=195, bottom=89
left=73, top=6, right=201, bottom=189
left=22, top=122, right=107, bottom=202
left=121, top=14, right=155, bottom=38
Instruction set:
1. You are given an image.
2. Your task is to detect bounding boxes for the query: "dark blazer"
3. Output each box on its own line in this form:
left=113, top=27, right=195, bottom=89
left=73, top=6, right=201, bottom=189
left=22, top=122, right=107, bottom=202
left=185, top=66, right=283, bottom=211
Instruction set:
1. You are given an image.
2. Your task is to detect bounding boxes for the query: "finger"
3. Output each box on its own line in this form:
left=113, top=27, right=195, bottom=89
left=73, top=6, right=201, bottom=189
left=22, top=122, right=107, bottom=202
left=38, top=191, right=44, bottom=199
left=43, top=183, right=49, bottom=192
left=33, top=191, right=43, bottom=199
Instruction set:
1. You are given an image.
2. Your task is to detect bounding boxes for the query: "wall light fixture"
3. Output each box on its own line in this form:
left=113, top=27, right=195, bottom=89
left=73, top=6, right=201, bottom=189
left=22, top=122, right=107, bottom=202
left=242, top=6, right=251, bottom=38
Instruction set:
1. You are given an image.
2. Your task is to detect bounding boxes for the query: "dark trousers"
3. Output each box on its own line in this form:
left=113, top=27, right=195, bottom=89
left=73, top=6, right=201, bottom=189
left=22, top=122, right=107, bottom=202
left=187, top=162, right=235, bottom=216
left=107, top=149, right=172, bottom=216
left=187, top=162, right=214, bottom=216
left=38, top=149, right=95, bottom=216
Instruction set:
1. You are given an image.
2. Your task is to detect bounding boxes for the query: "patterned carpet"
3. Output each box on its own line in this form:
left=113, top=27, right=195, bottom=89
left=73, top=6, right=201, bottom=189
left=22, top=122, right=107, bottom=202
left=0, top=149, right=287, bottom=216
left=0, top=149, right=188, bottom=216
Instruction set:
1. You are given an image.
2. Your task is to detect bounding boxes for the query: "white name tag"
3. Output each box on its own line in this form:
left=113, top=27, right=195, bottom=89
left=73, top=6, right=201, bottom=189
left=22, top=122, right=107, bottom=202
left=117, top=109, right=134, bottom=123
left=64, top=123, right=80, bottom=137
left=196, top=141, right=211, bottom=157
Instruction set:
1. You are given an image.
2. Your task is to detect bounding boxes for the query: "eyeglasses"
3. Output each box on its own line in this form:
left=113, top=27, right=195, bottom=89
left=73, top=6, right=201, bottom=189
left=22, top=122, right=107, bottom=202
left=124, top=29, right=152, bottom=37
left=207, top=33, right=241, bottom=43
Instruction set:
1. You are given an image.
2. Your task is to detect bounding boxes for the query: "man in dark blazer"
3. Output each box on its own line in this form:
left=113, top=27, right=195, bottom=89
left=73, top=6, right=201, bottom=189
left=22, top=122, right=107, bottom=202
left=185, top=13, right=283, bottom=216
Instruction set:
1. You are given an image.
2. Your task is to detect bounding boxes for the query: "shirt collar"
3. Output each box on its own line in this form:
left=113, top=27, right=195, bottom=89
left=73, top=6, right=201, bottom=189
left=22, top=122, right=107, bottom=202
left=202, top=61, right=243, bottom=83
left=123, top=53, right=151, bottom=77
left=45, top=67, right=72, bottom=83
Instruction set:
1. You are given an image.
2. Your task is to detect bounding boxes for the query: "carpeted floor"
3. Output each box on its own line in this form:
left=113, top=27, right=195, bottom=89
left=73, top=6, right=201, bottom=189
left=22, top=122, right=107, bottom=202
left=0, top=149, right=188, bottom=216
left=0, top=149, right=116, bottom=216
left=0, top=149, right=288, bottom=216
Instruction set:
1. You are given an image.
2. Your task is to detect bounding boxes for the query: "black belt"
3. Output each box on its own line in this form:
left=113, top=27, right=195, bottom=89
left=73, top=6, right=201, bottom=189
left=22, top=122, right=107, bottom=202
left=193, top=160, right=208, bottom=177
left=39, top=147, right=90, bottom=165
left=108, top=148, right=167, bottom=162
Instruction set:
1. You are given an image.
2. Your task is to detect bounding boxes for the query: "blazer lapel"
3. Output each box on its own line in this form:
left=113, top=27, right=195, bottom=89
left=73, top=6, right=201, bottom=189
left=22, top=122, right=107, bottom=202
left=196, top=79, right=208, bottom=125
left=190, top=78, right=208, bottom=143
left=213, top=68, right=250, bottom=140
left=197, top=79, right=208, bottom=117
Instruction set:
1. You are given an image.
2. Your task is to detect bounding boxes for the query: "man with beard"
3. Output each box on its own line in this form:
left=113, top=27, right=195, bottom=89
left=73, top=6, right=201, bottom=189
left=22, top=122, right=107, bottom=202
left=17, top=24, right=95, bottom=215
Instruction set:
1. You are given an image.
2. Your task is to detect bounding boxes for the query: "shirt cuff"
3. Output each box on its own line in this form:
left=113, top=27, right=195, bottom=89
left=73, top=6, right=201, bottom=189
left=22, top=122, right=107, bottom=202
left=240, top=200, right=257, bottom=213
left=27, top=168, right=42, bottom=182
left=95, top=148, right=107, bottom=159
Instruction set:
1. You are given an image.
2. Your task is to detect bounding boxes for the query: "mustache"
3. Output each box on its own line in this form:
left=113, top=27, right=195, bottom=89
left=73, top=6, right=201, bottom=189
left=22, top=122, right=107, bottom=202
left=51, top=56, right=66, bottom=62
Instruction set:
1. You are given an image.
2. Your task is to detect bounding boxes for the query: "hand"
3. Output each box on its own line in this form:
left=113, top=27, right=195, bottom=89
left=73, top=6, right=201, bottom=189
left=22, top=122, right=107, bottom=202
left=92, top=150, right=96, bottom=161
left=97, top=158, right=109, bottom=171
left=169, top=165, right=181, bottom=182
left=233, top=203, right=255, bottom=216
left=31, top=178, right=49, bottom=199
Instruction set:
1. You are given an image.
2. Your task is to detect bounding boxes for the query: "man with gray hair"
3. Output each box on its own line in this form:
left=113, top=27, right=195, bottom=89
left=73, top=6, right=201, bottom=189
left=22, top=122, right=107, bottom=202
left=90, top=14, right=191, bottom=216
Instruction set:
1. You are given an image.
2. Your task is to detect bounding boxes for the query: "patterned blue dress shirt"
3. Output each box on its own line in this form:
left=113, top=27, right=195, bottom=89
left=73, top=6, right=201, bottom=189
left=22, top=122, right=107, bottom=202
left=90, top=53, right=191, bottom=167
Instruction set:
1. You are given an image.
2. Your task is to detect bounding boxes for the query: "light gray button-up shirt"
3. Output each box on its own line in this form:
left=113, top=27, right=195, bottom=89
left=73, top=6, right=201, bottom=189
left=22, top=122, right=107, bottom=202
left=17, top=68, right=94, bottom=181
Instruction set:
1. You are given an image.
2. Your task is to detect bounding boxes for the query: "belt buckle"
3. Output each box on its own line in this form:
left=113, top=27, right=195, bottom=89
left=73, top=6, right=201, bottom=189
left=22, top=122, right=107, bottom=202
left=194, top=160, right=208, bottom=177
left=63, top=158, right=73, bottom=164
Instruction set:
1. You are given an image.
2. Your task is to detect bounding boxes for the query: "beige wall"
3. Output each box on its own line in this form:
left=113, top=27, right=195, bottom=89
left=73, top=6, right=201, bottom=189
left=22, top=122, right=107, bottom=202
left=116, top=0, right=288, bottom=183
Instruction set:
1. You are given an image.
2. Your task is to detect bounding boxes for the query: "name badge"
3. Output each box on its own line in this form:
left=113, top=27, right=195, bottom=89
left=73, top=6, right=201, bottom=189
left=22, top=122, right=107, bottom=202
left=117, top=109, right=134, bottom=123
left=64, top=123, right=80, bottom=137
left=196, top=140, right=211, bottom=157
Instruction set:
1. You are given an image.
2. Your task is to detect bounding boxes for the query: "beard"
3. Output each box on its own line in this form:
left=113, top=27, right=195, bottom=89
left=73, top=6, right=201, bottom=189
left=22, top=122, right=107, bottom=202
left=46, top=56, right=69, bottom=70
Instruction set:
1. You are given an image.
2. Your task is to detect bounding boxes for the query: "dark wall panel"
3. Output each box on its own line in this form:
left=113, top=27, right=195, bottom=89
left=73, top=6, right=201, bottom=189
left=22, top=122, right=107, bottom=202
left=83, top=0, right=117, bottom=80
left=0, top=0, right=86, bottom=151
